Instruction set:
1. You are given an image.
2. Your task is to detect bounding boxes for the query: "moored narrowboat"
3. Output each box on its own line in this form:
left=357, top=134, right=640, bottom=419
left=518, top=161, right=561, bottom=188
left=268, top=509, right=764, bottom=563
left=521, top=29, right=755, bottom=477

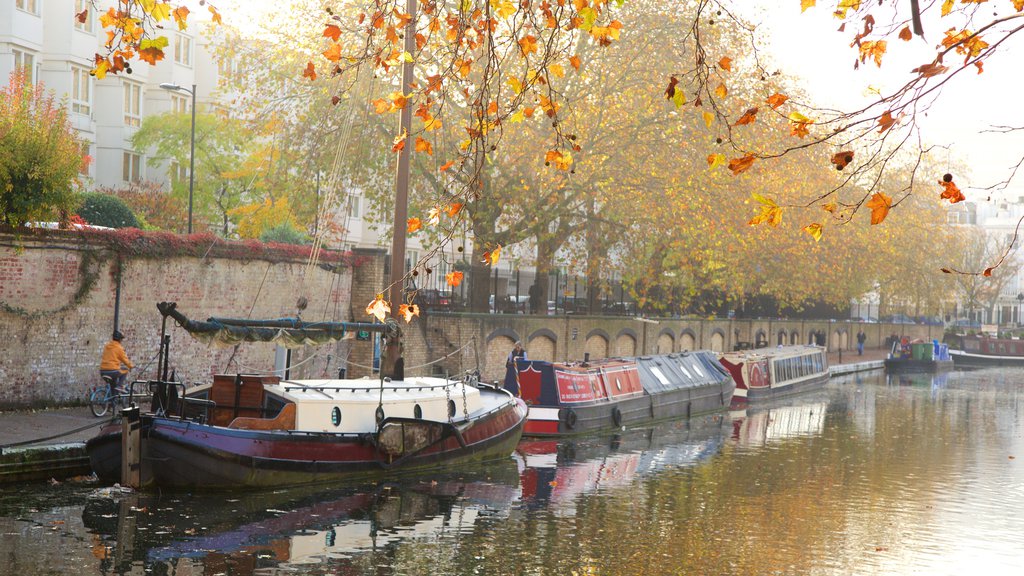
left=718, top=345, right=829, bottom=407
left=946, top=334, right=1024, bottom=367
left=503, top=351, right=735, bottom=437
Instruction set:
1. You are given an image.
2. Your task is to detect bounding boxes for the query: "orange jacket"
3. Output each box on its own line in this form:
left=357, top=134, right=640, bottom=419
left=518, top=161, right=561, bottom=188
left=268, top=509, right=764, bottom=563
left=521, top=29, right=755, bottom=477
left=100, top=340, right=133, bottom=372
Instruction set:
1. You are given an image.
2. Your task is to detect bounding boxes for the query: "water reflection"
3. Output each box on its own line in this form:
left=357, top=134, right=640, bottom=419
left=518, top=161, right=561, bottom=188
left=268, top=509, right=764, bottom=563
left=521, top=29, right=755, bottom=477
left=5, top=368, right=1024, bottom=574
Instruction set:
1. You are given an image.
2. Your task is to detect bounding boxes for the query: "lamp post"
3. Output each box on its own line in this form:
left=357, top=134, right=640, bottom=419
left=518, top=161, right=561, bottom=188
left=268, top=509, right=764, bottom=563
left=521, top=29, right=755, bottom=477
left=159, top=83, right=196, bottom=234
left=1017, top=293, right=1023, bottom=327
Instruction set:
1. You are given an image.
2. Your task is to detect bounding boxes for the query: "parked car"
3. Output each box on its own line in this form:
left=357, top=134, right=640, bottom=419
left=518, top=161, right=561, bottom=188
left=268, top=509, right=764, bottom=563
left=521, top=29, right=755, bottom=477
left=416, top=289, right=459, bottom=311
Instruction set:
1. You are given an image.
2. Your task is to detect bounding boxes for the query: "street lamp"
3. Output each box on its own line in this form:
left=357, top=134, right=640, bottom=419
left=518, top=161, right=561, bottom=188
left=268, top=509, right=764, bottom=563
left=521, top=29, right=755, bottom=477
left=1017, top=293, right=1023, bottom=326
left=159, top=83, right=196, bottom=234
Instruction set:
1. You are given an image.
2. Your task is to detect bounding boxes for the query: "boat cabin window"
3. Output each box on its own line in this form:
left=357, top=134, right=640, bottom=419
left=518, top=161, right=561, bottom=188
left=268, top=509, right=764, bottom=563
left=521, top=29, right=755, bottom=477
left=691, top=364, right=704, bottom=377
left=414, top=404, right=422, bottom=419
left=677, top=364, right=692, bottom=379
left=650, top=367, right=671, bottom=385
left=448, top=399, right=456, bottom=418
left=331, top=406, right=342, bottom=427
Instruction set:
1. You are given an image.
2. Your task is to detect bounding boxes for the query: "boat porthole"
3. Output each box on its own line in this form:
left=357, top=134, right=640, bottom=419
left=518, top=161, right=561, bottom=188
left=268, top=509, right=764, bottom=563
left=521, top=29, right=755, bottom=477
left=448, top=399, right=456, bottom=418
left=414, top=404, right=422, bottom=419
left=331, top=406, right=342, bottom=427
left=565, top=408, right=578, bottom=429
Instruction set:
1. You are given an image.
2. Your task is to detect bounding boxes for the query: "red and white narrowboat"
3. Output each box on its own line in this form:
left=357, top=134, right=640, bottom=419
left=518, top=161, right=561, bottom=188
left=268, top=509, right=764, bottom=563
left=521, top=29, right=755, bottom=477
left=503, top=351, right=735, bottom=436
left=718, top=345, right=829, bottom=407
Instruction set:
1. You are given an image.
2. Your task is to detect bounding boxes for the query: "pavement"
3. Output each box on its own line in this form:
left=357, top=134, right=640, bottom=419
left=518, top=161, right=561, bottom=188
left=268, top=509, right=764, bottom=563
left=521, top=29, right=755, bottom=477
left=0, top=347, right=890, bottom=484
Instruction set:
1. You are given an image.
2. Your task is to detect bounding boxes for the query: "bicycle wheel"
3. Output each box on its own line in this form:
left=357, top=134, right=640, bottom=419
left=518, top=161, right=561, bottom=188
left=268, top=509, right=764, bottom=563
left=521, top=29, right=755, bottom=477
left=89, top=388, right=110, bottom=417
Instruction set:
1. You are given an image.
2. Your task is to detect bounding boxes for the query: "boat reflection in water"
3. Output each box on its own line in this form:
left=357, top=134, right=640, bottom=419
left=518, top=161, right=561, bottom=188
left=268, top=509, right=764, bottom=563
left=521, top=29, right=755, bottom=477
left=728, top=389, right=831, bottom=449
left=517, top=415, right=729, bottom=511
left=83, top=461, right=522, bottom=575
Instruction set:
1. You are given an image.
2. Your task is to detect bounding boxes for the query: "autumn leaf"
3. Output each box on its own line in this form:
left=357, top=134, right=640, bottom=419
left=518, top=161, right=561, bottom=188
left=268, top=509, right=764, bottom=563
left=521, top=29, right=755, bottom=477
left=481, top=245, right=502, bottom=266
left=789, top=111, right=814, bottom=138
left=728, top=154, right=756, bottom=175
left=718, top=57, right=732, bottom=71
left=823, top=201, right=838, bottom=213
left=427, top=207, right=441, bottom=226
left=415, top=136, right=433, bottom=155
left=898, top=26, right=913, bottom=41
left=830, top=150, right=854, bottom=171
left=748, top=193, right=782, bottom=227
left=941, top=0, right=954, bottom=16
left=801, top=0, right=816, bottom=12
left=322, top=42, right=342, bottom=62
left=570, top=55, right=581, bottom=70
left=733, top=107, right=758, bottom=127
left=323, top=24, right=342, bottom=41
left=392, top=128, right=407, bottom=153
left=208, top=5, right=222, bottom=25
left=911, top=61, right=949, bottom=77
left=398, top=303, right=420, bottom=323
left=172, top=6, right=189, bottom=29
left=803, top=223, right=823, bottom=242
left=302, top=61, right=317, bottom=81
left=664, top=76, right=679, bottom=99
left=407, top=217, right=422, bottom=233
left=702, top=111, right=714, bottom=127
left=866, top=192, right=892, bottom=225
left=439, top=160, right=455, bottom=172
left=939, top=178, right=965, bottom=203
left=766, top=93, right=788, bottom=109
left=519, top=35, right=538, bottom=56
left=545, top=149, right=573, bottom=171
left=366, top=295, right=391, bottom=322
left=858, top=40, right=887, bottom=67
left=75, top=9, right=88, bottom=23
left=714, top=83, right=728, bottom=99
left=707, top=153, right=726, bottom=170
left=983, top=267, right=994, bottom=277
left=877, top=110, right=896, bottom=132
left=446, top=271, right=464, bottom=287
left=445, top=202, right=463, bottom=217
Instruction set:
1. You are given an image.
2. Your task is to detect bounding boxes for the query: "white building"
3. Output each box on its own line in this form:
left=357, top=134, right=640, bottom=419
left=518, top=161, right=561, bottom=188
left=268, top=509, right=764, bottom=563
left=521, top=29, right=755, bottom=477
left=0, top=0, right=218, bottom=188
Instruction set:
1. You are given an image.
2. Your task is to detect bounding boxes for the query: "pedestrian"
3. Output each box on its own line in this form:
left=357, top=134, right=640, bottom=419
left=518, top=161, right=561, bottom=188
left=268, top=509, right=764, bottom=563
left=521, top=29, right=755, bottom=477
left=99, top=330, right=133, bottom=391
left=857, top=330, right=866, bottom=356
left=507, top=340, right=528, bottom=366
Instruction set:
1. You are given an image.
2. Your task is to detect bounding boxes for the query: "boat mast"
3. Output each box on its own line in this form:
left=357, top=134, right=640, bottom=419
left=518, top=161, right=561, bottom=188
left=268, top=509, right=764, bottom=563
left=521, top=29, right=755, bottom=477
left=381, top=0, right=417, bottom=380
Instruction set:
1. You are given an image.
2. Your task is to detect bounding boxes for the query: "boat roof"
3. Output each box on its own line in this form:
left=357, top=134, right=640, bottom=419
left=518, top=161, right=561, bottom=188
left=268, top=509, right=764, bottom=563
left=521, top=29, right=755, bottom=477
left=720, top=344, right=824, bottom=362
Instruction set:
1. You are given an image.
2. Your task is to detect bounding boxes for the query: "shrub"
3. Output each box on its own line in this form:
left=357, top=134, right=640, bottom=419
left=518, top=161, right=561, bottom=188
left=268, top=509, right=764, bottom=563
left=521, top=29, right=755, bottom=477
left=100, top=181, right=189, bottom=232
left=260, top=222, right=310, bottom=245
left=78, top=193, right=140, bottom=229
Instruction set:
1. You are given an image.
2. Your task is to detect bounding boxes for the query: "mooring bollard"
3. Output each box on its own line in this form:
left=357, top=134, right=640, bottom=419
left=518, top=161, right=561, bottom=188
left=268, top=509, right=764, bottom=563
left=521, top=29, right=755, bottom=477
left=121, top=405, right=141, bottom=488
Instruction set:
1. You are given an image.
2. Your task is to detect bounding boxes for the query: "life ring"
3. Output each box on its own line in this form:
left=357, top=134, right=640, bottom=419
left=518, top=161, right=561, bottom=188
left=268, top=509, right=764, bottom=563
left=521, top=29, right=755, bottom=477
left=564, top=408, right=578, bottom=429
left=611, top=406, right=623, bottom=427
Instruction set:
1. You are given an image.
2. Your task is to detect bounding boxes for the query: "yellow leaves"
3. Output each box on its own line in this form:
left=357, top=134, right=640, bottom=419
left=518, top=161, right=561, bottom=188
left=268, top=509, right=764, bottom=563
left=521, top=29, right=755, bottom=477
left=407, top=217, right=422, bottom=233
left=714, top=83, right=727, bottom=99
left=1014, top=0, right=1024, bottom=12
left=823, top=201, right=838, bottom=213
left=172, top=6, right=189, bottom=30
left=507, top=75, right=523, bottom=95
left=942, top=27, right=989, bottom=63
left=92, top=58, right=110, bottom=80
left=373, top=92, right=409, bottom=114
left=728, top=154, right=756, bottom=175
left=545, top=149, right=573, bottom=170
left=415, top=136, right=433, bottom=155
left=323, top=24, right=342, bottom=41
left=147, top=2, right=171, bottom=22
left=590, top=21, right=622, bottom=44
left=519, top=35, right=539, bottom=57
left=766, top=93, right=788, bottom=109
left=322, top=42, right=342, bottom=62
left=481, top=245, right=502, bottom=266
left=831, top=150, right=854, bottom=171
left=398, top=303, right=420, bottom=323
left=748, top=193, right=782, bottom=227
left=138, top=36, right=168, bottom=65
left=802, top=223, right=823, bottom=242
left=391, top=128, right=408, bottom=153
left=702, top=111, right=714, bottom=127
left=454, top=58, right=472, bottom=78
left=491, top=0, right=516, bottom=19
left=858, top=40, right=887, bottom=67
left=788, top=111, right=813, bottom=138
left=941, top=0, right=955, bottom=16
left=446, top=271, right=464, bottom=288
left=801, top=0, right=816, bottom=12
left=302, top=61, right=317, bottom=81
left=732, top=107, right=758, bottom=127
left=538, top=95, right=560, bottom=117
left=549, top=64, right=565, bottom=78
left=833, top=0, right=861, bottom=19
left=366, top=294, right=391, bottom=322
left=208, top=5, right=222, bottom=25
left=866, top=192, right=892, bottom=225
left=718, top=57, right=732, bottom=71
left=707, top=153, right=726, bottom=170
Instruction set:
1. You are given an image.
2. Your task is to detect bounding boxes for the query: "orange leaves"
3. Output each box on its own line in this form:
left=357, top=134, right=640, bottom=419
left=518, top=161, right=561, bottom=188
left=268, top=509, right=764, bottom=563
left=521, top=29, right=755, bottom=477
left=866, top=192, right=892, bottom=225
left=322, top=24, right=342, bottom=41
left=481, top=245, right=502, bottom=266
left=858, top=40, right=887, bottom=67
left=570, top=55, right=581, bottom=71
left=877, top=110, right=896, bottom=133
left=172, top=6, right=189, bottom=30
left=545, top=149, right=573, bottom=171
left=714, top=83, right=728, bottom=99
left=391, top=128, right=408, bottom=153
left=789, top=112, right=813, bottom=138
left=912, top=61, right=949, bottom=77
left=366, top=294, right=391, bottom=322
left=718, top=57, right=732, bottom=71
left=415, top=136, right=433, bottom=155
left=665, top=76, right=686, bottom=107
left=728, top=154, right=756, bottom=175
left=898, top=26, right=913, bottom=41
left=518, top=35, right=539, bottom=57
left=748, top=193, right=782, bottom=227
left=439, top=160, right=455, bottom=172
left=322, top=42, right=342, bottom=62
left=830, top=150, right=854, bottom=171
left=207, top=5, right=222, bottom=25
left=939, top=174, right=965, bottom=203
left=766, top=93, right=788, bottom=109
left=732, top=107, right=758, bottom=127
left=302, top=61, right=317, bottom=81
left=942, top=27, right=989, bottom=64
left=590, top=20, right=622, bottom=45
left=373, top=92, right=409, bottom=114
left=446, top=271, right=464, bottom=288
left=445, top=203, right=463, bottom=217
left=707, top=153, right=726, bottom=170
left=398, top=303, right=420, bottom=323
left=407, top=217, right=422, bottom=233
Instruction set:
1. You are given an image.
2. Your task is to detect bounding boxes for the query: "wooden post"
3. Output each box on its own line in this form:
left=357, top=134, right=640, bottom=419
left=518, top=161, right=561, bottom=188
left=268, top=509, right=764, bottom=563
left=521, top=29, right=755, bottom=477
left=121, top=406, right=141, bottom=488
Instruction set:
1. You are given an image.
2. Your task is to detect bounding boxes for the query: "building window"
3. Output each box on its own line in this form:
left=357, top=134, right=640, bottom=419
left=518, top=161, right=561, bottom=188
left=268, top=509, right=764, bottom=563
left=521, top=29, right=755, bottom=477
left=170, top=94, right=189, bottom=115
left=12, top=49, right=36, bottom=85
left=349, top=195, right=361, bottom=219
left=169, top=161, right=188, bottom=184
left=174, top=35, right=193, bottom=66
left=73, top=0, right=93, bottom=32
left=71, top=66, right=91, bottom=115
left=123, top=82, right=142, bottom=127
left=15, top=0, right=39, bottom=15
left=123, top=152, right=142, bottom=182
left=79, top=142, right=92, bottom=176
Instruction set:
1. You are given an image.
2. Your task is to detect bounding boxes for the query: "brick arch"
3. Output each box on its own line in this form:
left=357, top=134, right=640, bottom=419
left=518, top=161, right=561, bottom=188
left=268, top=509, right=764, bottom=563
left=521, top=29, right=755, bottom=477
left=485, top=327, right=521, bottom=344
left=485, top=335, right=516, bottom=383
left=614, top=329, right=637, bottom=357
left=528, top=333, right=557, bottom=362
left=656, top=328, right=675, bottom=354
left=585, top=330, right=609, bottom=360
left=790, top=330, right=800, bottom=345
left=528, top=328, right=558, bottom=344
left=679, top=329, right=697, bottom=352
left=777, top=330, right=787, bottom=346
left=754, top=329, right=767, bottom=348
left=834, top=329, right=848, bottom=350
left=709, top=328, right=726, bottom=353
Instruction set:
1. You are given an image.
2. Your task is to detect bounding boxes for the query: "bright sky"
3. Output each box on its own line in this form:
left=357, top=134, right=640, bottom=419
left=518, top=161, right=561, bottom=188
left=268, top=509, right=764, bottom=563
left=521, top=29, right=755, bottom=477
left=203, top=0, right=1024, bottom=199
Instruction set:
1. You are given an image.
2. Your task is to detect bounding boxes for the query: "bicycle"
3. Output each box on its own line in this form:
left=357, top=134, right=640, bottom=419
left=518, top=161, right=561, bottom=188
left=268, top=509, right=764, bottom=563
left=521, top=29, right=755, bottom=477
left=89, top=374, right=130, bottom=418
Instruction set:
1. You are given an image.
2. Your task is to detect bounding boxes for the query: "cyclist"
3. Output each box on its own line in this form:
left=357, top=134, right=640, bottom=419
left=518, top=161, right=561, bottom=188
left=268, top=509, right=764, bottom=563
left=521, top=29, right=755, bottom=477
left=99, top=330, right=133, bottom=393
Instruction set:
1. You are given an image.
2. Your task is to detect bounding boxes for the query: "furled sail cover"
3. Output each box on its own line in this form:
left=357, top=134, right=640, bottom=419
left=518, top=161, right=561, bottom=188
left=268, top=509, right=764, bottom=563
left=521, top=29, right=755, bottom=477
left=156, top=301, right=393, bottom=348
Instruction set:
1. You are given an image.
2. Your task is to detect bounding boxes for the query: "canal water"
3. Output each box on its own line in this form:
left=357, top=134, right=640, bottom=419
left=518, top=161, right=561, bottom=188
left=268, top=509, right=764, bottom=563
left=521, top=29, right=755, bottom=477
left=2, top=368, right=1024, bottom=575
